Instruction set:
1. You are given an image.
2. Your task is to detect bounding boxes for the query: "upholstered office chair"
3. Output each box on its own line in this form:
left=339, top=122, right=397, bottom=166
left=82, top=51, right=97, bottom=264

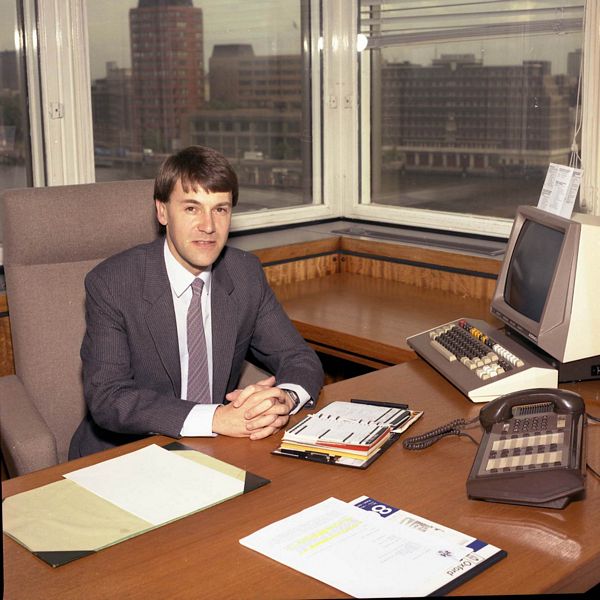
left=0, top=179, right=268, bottom=478
left=0, top=180, right=158, bottom=477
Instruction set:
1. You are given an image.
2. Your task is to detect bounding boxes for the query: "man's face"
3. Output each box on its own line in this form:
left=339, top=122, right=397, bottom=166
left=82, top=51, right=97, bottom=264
left=156, top=179, right=232, bottom=275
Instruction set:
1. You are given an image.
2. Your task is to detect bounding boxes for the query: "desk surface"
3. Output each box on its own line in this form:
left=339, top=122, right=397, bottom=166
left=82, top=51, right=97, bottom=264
left=3, top=360, right=600, bottom=599
left=273, top=273, right=498, bottom=367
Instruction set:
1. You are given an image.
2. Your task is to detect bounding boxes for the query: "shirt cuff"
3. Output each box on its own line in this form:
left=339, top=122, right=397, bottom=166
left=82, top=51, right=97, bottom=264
left=180, top=403, right=220, bottom=437
left=279, top=383, right=311, bottom=415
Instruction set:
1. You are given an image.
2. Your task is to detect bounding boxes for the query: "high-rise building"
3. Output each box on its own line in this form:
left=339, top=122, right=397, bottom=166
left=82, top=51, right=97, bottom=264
left=209, top=44, right=302, bottom=111
left=0, top=50, right=21, bottom=160
left=129, top=0, right=204, bottom=153
left=91, top=62, right=134, bottom=153
left=184, top=43, right=308, bottom=190
left=0, top=50, right=19, bottom=92
left=379, top=55, right=575, bottom=174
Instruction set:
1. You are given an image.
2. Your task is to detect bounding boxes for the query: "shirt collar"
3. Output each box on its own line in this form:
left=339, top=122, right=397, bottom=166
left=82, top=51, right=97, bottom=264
left=163, top=239, right=212, bottom=298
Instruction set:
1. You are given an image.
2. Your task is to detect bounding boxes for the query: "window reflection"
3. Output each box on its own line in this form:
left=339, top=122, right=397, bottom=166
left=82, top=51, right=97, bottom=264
left=88, top=0, right=313, bottom=212
left=362, top=0, right=584, bottom=219
left=0, top=0, right=28, bottom=193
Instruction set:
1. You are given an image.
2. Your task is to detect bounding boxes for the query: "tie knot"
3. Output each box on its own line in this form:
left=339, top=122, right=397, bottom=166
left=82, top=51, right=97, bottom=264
left=191, top=278, right=204, bottom=297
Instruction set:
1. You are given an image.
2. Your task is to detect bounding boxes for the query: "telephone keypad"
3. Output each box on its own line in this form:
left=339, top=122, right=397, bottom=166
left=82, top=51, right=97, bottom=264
left=481, top=411, right=569, bottom=475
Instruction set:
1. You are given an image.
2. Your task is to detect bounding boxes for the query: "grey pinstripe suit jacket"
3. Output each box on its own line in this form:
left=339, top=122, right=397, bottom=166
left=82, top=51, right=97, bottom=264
left=68, top=237, right=324, bottom=459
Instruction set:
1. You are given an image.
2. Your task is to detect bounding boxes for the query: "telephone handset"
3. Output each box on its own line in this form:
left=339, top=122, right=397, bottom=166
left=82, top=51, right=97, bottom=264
left=467, top=388, right=586, bottom=509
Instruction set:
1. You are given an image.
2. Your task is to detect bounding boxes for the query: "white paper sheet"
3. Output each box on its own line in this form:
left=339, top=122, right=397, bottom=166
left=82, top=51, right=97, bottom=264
left=537, top=163, right=582, bottom=219
left=240, top=497, right=482, bottom=598
left=350, top=495, right=474, bottom=545
left=65, top=444, right=244, bottom=526
left=316, top=400, right=412, bottom=431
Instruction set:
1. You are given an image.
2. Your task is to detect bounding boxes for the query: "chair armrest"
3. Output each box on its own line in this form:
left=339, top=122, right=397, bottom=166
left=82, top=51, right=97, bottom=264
left=237, top=360, right=271, bottom=389
left=0, top=375, right=58, bottom=477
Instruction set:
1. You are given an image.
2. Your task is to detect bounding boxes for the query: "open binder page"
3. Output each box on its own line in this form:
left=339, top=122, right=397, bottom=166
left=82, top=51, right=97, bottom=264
left=64, top=443, right=244, bottom=525
left=274, top=401, right=422, bottom=468
left=284, top=412, right=389, bottom=450
left=315, top=400, right=413, bottom=431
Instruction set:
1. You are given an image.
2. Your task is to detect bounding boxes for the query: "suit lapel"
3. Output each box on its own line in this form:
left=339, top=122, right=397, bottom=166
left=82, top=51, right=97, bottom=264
left=142, top=238, right=182, bottom=396
left=211, top=251, right=237, bottom=403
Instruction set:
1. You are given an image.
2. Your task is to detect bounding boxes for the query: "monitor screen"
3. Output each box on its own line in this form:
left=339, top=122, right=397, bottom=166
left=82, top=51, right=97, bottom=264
left=504, top=221, right=565, bottom=323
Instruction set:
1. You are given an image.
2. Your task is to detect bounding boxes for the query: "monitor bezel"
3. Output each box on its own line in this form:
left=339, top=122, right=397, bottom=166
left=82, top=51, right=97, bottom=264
left=491, top=205, right=580, bottom=354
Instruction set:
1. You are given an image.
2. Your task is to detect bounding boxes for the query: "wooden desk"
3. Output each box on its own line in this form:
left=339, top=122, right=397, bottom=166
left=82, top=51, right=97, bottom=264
left=3, top=360, right=600, bottom=599
left=273, top=273, right=498, bottom=368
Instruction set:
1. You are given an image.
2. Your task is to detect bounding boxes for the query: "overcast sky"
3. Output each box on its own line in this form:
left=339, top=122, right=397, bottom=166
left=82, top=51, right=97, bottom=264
left=86, top=0, right=300, bottom=79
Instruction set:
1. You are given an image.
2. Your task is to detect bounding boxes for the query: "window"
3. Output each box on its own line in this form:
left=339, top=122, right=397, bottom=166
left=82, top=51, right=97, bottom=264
left=0, top=0, right=33, bottom=248
left=86, top=0, right=323, bottom=221
left=357, top=0, right=587, bottom=236
left=0, top=0, right=29, bottom=194
left=2, top=0, right=600, bottom=245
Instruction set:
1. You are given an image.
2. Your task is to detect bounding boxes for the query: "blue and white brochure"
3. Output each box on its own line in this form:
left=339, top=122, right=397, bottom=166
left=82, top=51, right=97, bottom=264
left=240, top=496, right=506, bottom=598
left=351, top=495, right=507, bottom=595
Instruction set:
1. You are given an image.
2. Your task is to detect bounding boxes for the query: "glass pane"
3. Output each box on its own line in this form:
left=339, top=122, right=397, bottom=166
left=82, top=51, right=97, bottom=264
left=362, top=0, right=584, bottom=220
left=1, top=0, right=28, bottom=193
left=87, top=0, right=314, bottom=212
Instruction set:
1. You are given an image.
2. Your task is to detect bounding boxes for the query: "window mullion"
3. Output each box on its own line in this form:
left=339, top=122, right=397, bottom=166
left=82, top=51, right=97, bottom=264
left=322, top=0, right=359, bottom=216
left=581, top=0, right=600, bottom=215
left=37, top=0, right=94, bottom=185
left=19, top=0, right=45, bottom=186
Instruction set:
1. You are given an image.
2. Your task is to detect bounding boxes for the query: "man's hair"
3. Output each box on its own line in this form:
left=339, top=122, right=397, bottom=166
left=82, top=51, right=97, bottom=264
left=154, top=145, right=238, bottom=206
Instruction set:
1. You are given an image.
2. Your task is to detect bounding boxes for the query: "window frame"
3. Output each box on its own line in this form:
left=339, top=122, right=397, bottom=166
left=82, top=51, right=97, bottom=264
left=26, top=0, right=336, bottom=232
left=351, top=0, right=600, bottom=237
left=16, top=0, right=600, bottom=236
left=34, top=0, right=94, bottom=185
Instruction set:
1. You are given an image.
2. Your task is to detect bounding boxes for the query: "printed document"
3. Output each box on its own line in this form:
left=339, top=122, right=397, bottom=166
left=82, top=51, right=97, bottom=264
left=65, top=444, right=244, bottom=525
left=240, top=497, right=491, bottom=597
left=537, top=163, right=582, bottom=219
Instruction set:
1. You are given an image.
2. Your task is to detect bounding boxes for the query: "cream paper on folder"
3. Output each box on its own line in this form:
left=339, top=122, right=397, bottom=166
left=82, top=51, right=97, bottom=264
left=64, top=443, right=244, bottom=526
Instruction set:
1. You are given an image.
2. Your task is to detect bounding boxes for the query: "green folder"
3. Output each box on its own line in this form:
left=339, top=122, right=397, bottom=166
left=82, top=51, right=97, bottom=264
left=2, top=442, right=269, bottom=567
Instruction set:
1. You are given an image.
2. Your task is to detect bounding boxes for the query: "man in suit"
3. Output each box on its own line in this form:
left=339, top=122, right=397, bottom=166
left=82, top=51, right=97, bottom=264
left=69, top=146, right=323, bottom=459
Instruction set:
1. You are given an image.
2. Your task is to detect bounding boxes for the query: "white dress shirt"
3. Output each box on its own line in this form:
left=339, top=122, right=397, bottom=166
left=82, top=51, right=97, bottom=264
left=163, top=241, right=218, bottom=436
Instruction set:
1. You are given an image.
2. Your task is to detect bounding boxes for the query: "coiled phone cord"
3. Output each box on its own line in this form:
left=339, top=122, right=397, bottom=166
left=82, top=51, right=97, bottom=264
left=403, top=416, right=480, bottom=450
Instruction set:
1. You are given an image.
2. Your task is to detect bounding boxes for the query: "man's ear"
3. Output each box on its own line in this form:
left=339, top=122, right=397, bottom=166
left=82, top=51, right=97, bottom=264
left=155, top=199, right=167, bottom=226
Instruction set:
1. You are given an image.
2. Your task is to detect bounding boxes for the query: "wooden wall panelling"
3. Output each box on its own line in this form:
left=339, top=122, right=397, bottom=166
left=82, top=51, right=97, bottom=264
left=340, top=237, right=501, bottom=277
left=0, top=235, right=501, bottom=379
left=0, top=292, right=15, bottom=376
left=262, top=253, right=340, bottom=287
left=340, top=254, right=498, bottom=302
left=250, top=237, right=339, bottom=265
left=252, top=237, right=341, bottom=287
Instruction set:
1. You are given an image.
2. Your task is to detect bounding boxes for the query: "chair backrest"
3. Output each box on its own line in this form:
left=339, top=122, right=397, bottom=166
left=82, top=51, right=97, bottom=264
left=1, top=179, right=159, bottom=465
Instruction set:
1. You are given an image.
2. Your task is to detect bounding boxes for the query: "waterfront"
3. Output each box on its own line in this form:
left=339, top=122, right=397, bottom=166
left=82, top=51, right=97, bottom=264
left=0, top=162, right=550, bottom=243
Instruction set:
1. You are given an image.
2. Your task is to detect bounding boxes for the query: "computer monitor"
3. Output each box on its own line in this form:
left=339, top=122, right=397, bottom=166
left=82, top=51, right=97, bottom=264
left=491, top=205, right=600, bottom=382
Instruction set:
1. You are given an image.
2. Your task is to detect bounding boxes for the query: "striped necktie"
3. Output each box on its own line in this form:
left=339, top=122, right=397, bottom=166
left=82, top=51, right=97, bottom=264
left=186, top=278, right=211, bottom=403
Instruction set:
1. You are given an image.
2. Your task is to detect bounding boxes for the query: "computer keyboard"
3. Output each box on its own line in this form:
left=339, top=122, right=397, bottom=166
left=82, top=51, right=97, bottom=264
left=407, top=318, right=559, bottom=402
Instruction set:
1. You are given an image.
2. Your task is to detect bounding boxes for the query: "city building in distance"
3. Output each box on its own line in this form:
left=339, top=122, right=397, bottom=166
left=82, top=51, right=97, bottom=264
left=129, top=0, right=205, bottom=153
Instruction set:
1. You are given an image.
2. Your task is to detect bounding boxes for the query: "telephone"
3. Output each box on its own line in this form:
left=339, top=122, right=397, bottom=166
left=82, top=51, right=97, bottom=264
left=466, top=388, right=586, bottom=509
